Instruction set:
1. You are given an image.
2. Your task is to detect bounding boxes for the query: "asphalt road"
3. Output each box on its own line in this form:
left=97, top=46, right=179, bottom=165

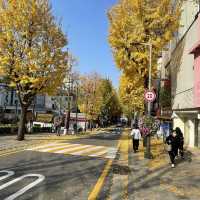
left=0, top=129, right=121, bottom=200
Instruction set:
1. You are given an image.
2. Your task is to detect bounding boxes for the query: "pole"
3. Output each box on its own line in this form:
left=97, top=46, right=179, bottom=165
left=148, top=42, right=152, bottom=115
left=64, top=83, right=71, bottom=135
left=66, top=99, right=70, bottom=134
left=75, top=83, right=78, bottom=133
left=66, top=79, right=72, bottom=134
left=59, top=96, right=61, bottom=115
left=145, top=41, right=153, bottom=159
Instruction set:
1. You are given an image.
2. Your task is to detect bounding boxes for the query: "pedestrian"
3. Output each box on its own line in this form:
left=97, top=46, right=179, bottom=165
left=54, top=116, right=62, bottom=136
left=175, top=127, right=184, bottom=159
left=131, top=125, right=141, bottom=153
left=156, top=125, right=163, bottom=139
left=165, top=130, right=179, bottom=168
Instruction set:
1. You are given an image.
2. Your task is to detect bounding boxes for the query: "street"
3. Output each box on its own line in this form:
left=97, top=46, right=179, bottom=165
left=1, top=0, right=200, bottom=199
left=0, top=129, right=121, bottom=200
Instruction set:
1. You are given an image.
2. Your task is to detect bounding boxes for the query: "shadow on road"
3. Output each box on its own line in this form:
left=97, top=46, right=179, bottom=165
left=0, top=152, right=108, bottom=200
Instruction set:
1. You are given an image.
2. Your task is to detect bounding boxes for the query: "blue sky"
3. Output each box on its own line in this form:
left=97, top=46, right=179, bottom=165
left=50, top=0, right=120, bottom=88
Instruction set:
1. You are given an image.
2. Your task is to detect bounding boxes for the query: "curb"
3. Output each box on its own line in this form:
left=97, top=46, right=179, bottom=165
left=109, top=130, right=129, bottom=200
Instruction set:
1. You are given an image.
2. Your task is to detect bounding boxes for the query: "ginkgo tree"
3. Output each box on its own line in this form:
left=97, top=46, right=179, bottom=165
left=108, top=0, right=183, bottom=121
left=98, top=78, right=122, bottom=126
left=119, top=73, right=144, bottom=121
left=79, top=73, right=121, bottom=129
left=79, top=72, right=102, bottom=130
left=108, top=0, right=182, bottom=79
left=0, top=0, right=69, bottom=140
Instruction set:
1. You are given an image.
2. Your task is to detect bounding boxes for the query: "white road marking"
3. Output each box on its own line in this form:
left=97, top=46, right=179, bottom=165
left=0, top=174, right=45, bottom=200
left=38, top=143, right=80, bottom=152
left=70, top=146, right=105, bottom=155
left=54, top=144, right=91, bottom=154
left=26, top=142, right=65, bottom=150
left=89, top=150, right=108, bottom=157
left=27, top=142, right=118, bottom=159
left=105, top=148, right=117, bottom=159
left=0, top=170, right=15, bottom=181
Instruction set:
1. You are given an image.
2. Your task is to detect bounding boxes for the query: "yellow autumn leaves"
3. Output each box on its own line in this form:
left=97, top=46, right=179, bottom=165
left=79, top=73, right=121, bottom=124
left=108, top=0, right=182, bottom=117
left=0, top=0, right=68, bottom=99
left=0, top=0, right=69, bottom=140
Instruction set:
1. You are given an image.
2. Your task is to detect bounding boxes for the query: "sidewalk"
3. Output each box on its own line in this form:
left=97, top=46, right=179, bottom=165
left=128, top=138, right=200, bottom=200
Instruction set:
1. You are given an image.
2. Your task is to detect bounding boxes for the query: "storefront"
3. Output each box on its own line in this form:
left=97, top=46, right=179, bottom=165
left=195, top=117, right=200, bottom=147
left=173, top=110, right=200, bottom=148
left=188, top=13, right=200, bottom=147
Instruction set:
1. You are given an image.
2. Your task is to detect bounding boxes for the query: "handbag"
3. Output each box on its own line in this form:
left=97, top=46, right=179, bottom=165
left=165, top=143, right=172, bottom=151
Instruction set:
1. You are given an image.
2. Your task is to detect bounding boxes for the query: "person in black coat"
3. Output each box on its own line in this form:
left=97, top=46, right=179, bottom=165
left=165, top=130, right=179, bottom=168
left=175, top=127, right=184, bottom=159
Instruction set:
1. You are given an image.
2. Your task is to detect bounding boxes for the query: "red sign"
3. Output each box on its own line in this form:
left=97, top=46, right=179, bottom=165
left=144, top=90, right=156, bottom=102
left=194, top=56, right=200, bottom=107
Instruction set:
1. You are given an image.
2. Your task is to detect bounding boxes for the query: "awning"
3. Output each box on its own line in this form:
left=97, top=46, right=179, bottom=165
left=173, top=110, right=199, bottom=114
left=172, top=110, right=200, bottom=118
left=156, top=116, right=172, bottom=121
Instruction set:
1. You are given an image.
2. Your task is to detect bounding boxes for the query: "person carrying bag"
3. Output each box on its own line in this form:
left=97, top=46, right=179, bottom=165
left=131, top=125, right=141, bottom=153
left=165, top=130, right=179, bottom=168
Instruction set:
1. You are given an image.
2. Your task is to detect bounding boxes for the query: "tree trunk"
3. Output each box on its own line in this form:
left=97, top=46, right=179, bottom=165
left=66, top=109, right=70, bottom=134
left=17, top=106, right=28, bottom=141
left=84, top=120, right=87, bottom=132
left=90, top=120, right=92, bottom=131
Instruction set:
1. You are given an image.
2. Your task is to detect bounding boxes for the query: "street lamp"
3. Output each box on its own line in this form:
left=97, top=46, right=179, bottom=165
left=132, top=40, right=153, bottom=159
left=63, top=76, right=73, bottom=135
left=73, top=81, right=79, bottom=133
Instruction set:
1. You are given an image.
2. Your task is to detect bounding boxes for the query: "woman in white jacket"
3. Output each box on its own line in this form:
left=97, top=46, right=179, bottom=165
left=131, top=125, right=141, bottom=153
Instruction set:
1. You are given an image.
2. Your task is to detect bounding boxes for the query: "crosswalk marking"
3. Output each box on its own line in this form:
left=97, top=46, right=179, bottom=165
left=40, top=143, right=80, bottom=152
left=55, top=145, right=91, bottom=154
left=70, top=146, right=105, bottom=156
left=77, top=147, right=107, bottom=157
left=27, top=143, right=64, bottom=151
left=27, top=143, right=117, bottom=159
left=90, top=150, right=108, bottom=157
left=106, top=148, right=118, bottom=159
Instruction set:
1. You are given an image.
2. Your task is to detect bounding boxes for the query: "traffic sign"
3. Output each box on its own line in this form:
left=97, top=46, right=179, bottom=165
left=144, top=90, right=156, bottom=102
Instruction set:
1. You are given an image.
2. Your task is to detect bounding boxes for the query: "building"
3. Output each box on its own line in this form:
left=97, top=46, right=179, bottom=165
left=161, top=1, right=200, bottom=147
left=0, top=86, right=78, bottom=122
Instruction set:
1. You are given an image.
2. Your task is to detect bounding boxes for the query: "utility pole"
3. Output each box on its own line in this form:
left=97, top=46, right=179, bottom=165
left=75, top=82, right=79, bottom=133
left=64, top=48, right=72, bottom=135
left=64, top=77, right=72, bottom=135
left=132, top=41, right=153, bottom=159
left=145, top=41, right=153, bottom=159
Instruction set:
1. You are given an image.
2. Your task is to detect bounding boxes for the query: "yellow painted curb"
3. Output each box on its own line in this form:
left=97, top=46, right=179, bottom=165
left=88, top=133, right=123, bottom=200
left=88, top=159, right=113, bottom=200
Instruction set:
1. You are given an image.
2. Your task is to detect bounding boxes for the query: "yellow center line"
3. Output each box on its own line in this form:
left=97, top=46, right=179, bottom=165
left=88, top=134, right=123, bottom=200
left=88, top=159, right=113, bottom=200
